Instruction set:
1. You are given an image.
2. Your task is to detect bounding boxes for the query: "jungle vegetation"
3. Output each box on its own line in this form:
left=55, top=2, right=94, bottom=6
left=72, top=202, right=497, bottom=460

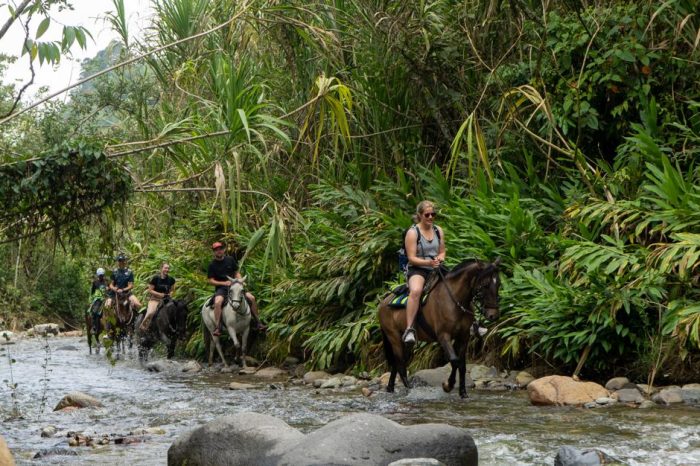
left=1, top=0, right=699, bottom=385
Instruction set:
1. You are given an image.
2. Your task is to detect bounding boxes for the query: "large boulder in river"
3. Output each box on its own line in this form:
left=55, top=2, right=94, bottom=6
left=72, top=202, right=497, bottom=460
left=168, top=412, right=477, bottom=466
left=0, top=330, right=15, bottom=345
left=528, top=376, right=608, bottom=406
left=413, top=365, right=453, bottom=388
left=303, top=371, right=331, bottom=384
left=53, top=391, right=103, bottom=411
left=0, top=435, right=14, bottom=466
left=32, top=323, right=60, bottom=336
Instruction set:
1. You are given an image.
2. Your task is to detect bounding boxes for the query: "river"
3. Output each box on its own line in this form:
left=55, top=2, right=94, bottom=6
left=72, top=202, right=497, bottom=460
left=1, top=336, right=699, bottom=465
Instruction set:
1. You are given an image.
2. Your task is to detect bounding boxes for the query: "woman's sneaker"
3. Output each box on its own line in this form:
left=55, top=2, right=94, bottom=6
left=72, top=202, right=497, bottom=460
left=402, top=327, right=416, bottom=344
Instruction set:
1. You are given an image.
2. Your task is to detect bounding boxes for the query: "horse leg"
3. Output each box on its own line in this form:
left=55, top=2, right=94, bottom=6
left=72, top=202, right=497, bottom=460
left=86, top=314, right=93, bottom=355
left=240, top=327, right=250, bottom=369
left=398, top=360, right=411, bottom=389
left=456, top=337, right=469, bottom=398
left=213, top=335, right=228, bottom=367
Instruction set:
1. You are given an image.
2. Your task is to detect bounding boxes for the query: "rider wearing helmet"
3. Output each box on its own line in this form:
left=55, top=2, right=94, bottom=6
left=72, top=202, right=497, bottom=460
left=91, top=268, right=108, bottom=297
left=104, top=254, right=142, bottom=312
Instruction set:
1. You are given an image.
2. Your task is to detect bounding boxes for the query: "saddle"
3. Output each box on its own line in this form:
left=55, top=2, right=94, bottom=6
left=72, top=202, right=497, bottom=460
left=205, top=294, right=228, bottom=308
left=387, top=268, right=444, bottom=309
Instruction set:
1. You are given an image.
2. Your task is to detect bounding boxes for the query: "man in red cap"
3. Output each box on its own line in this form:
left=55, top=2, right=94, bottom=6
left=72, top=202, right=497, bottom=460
left=207, top=241, right=266, bottom=335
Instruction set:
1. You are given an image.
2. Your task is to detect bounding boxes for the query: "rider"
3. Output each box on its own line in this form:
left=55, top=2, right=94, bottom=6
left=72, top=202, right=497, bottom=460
left=403, top=200, right=445, bottom=345
left=207, top=241, right=266, bottom=336
left=89, top=268, right=109, bottom=332
left=139, top=262, right=176, bottom=332
left=105, top=254, right=142, bottom=313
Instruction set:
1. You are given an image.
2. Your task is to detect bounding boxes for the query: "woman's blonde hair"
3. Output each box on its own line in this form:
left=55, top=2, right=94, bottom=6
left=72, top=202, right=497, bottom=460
left=412, top=200, right=435, bottom=223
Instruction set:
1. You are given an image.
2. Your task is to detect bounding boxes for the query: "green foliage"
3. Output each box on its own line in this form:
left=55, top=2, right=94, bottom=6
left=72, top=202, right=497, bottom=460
left=0, top=140, right=132, bottom=243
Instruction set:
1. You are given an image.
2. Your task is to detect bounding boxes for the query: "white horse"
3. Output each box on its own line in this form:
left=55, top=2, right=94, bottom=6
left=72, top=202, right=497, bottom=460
left=201, top=277, right=251, bottom=369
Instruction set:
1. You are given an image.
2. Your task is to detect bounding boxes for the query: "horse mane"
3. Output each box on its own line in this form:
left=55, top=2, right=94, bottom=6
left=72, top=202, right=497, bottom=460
left=445, top=259, right=481, bottom=279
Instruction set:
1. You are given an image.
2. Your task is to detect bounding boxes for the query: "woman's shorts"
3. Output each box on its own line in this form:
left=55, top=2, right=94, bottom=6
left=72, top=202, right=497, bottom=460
left=407, top=267, right=432, bottom=281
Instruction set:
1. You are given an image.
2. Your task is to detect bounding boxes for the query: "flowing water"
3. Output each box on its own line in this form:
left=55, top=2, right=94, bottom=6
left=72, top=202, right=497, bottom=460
left=1, top=336, right=699, bottom=465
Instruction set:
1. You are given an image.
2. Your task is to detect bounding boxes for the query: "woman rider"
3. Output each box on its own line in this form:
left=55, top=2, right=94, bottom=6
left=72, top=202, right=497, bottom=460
left=403, top=200, right=445, bottom=344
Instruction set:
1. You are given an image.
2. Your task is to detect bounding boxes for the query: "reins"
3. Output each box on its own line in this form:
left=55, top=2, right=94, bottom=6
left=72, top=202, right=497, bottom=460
left=435, top=266, right=473, bottom=316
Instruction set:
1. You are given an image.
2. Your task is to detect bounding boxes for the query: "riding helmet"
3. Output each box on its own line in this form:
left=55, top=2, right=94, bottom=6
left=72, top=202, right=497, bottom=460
left=96, top=267, right=105, bottom=276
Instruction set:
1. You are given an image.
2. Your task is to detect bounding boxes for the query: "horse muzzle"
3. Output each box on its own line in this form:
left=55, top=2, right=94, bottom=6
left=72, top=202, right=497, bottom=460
left=484, top=307, right=500, bottom=322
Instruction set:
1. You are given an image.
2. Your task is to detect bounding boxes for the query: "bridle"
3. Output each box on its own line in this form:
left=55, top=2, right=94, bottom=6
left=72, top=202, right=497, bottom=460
left=227, top=280, right=250, bottom=316
left=436, top=262, right=499, bottom=322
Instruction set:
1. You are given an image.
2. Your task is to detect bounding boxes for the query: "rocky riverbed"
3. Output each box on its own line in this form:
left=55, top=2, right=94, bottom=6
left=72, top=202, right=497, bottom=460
left=1, top=331, right=699, bottom=465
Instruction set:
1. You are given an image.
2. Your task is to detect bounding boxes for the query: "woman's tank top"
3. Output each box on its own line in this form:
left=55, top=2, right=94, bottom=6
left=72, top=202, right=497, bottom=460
left=414, top=224, right=440, bottom=270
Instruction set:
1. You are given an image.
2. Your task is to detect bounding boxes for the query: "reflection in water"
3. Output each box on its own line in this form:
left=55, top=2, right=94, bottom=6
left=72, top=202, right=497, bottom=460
left=1, top=337, right=699, bottom=465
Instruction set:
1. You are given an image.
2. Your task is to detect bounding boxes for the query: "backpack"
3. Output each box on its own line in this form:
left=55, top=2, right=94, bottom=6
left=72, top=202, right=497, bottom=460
left=397, top=225, right=441, bottom=277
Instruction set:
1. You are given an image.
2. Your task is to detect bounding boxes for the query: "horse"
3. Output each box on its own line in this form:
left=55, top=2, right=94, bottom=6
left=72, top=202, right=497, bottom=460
left=103, top=291, right=136, bottom=356
left=201, top=277, right=251, bottom=370
left=85, top=297, right=105, bottom=354
left=135, top=298, right=189, bottom=363
left=378, top=258, right=501, bottom=398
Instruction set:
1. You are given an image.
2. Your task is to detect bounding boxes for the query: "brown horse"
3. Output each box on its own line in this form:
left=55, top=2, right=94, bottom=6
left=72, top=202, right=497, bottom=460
left=378, top=258, right=501, bottom=398
left=104, top=292, right=135, bottom=356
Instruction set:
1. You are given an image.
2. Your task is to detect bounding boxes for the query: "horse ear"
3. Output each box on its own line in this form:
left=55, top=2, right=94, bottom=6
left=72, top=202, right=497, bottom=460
left=493, top=257, right=501, bottom=267
left=242, top=275, right=247, bottom=282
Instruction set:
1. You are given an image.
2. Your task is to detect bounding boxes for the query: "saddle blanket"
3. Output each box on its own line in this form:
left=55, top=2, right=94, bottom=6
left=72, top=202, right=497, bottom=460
left=387, top=284, right=428, bottom=308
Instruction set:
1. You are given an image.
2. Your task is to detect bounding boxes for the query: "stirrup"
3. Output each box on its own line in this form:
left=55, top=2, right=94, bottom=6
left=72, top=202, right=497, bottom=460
left=402, top=327, right=416, bottom=344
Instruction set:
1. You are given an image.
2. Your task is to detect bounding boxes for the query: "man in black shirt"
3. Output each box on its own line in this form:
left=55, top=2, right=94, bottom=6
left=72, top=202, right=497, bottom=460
left=208, top=241, right=266, bottom=336
left=140, top=262, right=176, bottom=332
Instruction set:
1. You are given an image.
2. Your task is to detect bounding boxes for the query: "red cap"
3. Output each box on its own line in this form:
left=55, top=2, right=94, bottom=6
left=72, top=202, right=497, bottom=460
left=211, top=241, right=224, bottom=250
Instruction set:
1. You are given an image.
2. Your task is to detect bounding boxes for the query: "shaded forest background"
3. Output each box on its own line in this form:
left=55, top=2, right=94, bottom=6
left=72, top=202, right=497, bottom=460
left=1, top=0, right=699, bottom=384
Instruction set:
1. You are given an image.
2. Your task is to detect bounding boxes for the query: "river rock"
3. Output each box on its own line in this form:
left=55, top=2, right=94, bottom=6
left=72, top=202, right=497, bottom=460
left=469, top=365, right=497, bottom=380
left=652, top=387, right=683, bottom=405
left=254, top=367, right=288, bottom=379
left=229, top=382, right=258, bottom=390
left=362, top=387, right=373, bottom=397
left=638, top=400, right=656, bottom=409
left=244, top=355, right=260, bottom=366
left=594, top=397, right=616, bottom=405
left=147, top=359, right=182, bottom=372
left=40, top=426, right=58, bottom=437
left=615, top=388, right=644, bottom=403
left=283, top=356, right=300, bottom=366
left=55, top=344, right=79, bottom=351
left=528, top=376, right=609, bottom=406
left=303, top=371, right=331, bottom=384
left=168, top=412, right=477, bottom=466
left=681, top=384, right=700, bottom=404
left=379, top=371, right=391, bottom=387
left=33, top=447, right=77, bottom=459
left=313, top=378, right=328, bottom=388
left=0, top=435, right=14, bottom=466
left=554, top=446, right=620, bottom=466
left=388, top=459, right=446, bottom=466
left=182, top=360, right=202, bottom=373
left=412, top=366, right=451, bottom=387
left=341, top=375, right=358, bottom=387
left=0, top=330, right=15, bottom=344
left=320, top=377, right=342, bottom=389
left=636, top=384, right=654, bottom=395
left=515, top=371, right=535, bottom=388
left=54, top=392, right=103, bottom=411
left=604, top=377, right=629, bottom=391
left=61, top=330, right=83, bottom=337
left=32, top=323, right=60, bottom=336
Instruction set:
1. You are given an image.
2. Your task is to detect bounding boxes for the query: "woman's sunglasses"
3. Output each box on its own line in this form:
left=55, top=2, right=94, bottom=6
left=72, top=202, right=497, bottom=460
left=423, top=212, right=437, bottom=218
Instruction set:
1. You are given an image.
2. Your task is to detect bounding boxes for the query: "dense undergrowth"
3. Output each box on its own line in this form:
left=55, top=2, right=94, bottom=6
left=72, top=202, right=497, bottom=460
left=1, top=0, right=699, bottom=383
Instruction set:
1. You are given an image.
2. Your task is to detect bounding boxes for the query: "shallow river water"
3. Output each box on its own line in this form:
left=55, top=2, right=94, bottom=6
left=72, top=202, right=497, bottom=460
left=1, top=336, right=699, bottom=465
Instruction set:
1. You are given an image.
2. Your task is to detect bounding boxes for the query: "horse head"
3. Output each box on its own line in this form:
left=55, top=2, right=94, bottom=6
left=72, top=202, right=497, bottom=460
left=476, top=258, right=501, bottom=321
left=174, top=300, right=189, bottom=340
left=227, top=276, right=246, bottom=311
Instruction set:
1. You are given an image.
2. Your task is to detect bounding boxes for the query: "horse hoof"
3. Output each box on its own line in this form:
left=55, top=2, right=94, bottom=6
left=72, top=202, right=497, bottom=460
left=460, top=391, right=468, bottom=399
left=442, top=381, right=454, bottom=393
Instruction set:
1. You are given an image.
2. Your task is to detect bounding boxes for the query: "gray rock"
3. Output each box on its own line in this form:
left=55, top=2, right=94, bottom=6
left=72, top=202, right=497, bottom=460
left=229, top=382, right=258, bottom=390
left=147, top=359, right=182, bottom=373
left=616, top=388, right=644, bottom=403
left=33, top=447, right=78, bottom=459
left=412, top=366, right=451, bottom=388
left=313, top=378, right=328, bottom=388
left=283, top=356, right=300, bottom=366
left=636, top=384, right=654, bottom=395
left=182, top=360, right=202, bottom=373
left=388, top=459, right=446, bottom=466
left=605, top=377, right=629, bottom=391
left=1, top=330, right=15, bottom=344
left=40, top=426, right=57, bottom=438
left=469, top=365, right=497, bottom=380
left=320, top=377, right=342, bottom=389
left=55, top=345, right=79, bottom=351
left=168, top=412, right=477, bottom=466
left=54, top=392, right=103, bottom=411
left=652, top=387, right=683, bottom=405
left=681, top=384, right=700, bottom=404
left=638, top=400, right=656, bottom=409
left=254, top=367, right=288, bottom=379
left=303, top=371, right=331, bottom=384
left=32, top=323, right=60, bottom=336
left=594, top=397, right=616, bottom=405
left=554, top=446, right=620, bottom=466
left=341, top=375, right=357, bottom=387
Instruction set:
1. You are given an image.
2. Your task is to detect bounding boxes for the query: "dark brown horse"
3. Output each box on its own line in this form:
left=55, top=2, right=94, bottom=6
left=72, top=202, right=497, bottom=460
left=378, top=258, right=501, bottom=398
left=135, top=298, right=189, bottom=363
left=85, top=297, right=105, bottom=354
left=104, top=292, right=135, bottom=356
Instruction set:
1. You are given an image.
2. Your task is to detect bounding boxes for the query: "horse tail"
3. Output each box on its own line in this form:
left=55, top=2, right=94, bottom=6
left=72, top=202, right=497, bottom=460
left=381, top=328, right=395, bottom=367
